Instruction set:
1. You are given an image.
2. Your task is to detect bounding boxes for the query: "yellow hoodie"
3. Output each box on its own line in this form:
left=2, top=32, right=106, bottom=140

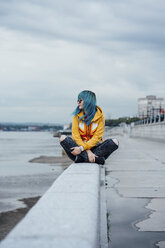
left=72, top=105, right=105, bottom=150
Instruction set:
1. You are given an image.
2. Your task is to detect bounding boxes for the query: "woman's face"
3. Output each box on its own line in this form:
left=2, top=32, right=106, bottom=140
left=77, top=99, right=84, bottom=110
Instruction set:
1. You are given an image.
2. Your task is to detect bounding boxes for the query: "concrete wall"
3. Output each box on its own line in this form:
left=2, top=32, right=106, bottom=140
left=105, top=126, right=127, bottom=136
left=0, top=163, right=108, bottom=248
left=130, top=122, right=165, bottom=142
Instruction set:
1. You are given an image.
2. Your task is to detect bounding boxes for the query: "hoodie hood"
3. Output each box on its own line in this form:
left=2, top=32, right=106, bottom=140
left=77, top=105, right=105, bottom=123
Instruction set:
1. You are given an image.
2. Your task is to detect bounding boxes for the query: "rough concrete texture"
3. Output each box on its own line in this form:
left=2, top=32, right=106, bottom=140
left=0, top=163, right=101, bottom=248
left=105, top=134, right=165, bottom=242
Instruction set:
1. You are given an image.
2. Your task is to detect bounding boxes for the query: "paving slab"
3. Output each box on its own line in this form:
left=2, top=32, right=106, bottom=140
left=105, top=135, right=165, bottom=247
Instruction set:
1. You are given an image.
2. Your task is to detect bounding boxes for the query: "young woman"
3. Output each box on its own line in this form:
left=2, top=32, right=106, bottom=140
left=59, top=90, right=119, bottom=165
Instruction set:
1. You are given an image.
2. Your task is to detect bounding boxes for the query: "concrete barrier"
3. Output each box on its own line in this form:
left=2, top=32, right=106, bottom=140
left=0, top=163, right=108, bottom=248
left=106, top=126, right=126, bottom=136
left=130, top=122, right=165, bottom=142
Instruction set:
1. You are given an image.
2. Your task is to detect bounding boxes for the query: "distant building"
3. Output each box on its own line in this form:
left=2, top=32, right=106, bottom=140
left=138, top=95, right=164, bottom=119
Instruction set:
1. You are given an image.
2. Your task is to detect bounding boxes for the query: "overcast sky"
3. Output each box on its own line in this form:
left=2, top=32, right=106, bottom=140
left=0, top=0, right=165, bottom=124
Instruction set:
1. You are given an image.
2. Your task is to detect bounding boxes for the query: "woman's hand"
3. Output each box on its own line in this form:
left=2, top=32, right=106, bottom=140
left=70, top=146, right=81, bottom=156
left=86, top=150, right=98, bottom=163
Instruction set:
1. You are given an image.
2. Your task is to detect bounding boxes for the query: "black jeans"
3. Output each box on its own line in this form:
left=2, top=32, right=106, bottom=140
left=60, top=136, right=119, bottom=162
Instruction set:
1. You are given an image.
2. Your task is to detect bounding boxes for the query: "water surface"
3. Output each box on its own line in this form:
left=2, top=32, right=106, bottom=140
left=0, top=132, right=67, bottom=212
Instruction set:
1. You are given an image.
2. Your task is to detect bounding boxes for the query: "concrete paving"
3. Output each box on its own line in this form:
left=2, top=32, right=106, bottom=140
left=105, top=134, right=165, bottom=248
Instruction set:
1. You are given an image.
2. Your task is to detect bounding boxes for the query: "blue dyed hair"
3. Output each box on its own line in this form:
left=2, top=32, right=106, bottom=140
left=72, top=90, right=97, bottom=126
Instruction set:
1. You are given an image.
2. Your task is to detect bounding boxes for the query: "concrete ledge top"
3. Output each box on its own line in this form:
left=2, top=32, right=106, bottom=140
left=0, top=163, right=101, bottom=248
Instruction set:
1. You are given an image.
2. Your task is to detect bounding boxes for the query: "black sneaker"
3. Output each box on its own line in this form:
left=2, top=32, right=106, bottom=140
left=95, top=157, right=105, bottom=165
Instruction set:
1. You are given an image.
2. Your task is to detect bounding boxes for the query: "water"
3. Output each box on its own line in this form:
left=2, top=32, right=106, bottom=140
left=104, top=134, right=165, bottom=247
left=106, top=183, right=165, bottom=248
left=0, top=132, right=67, bottom=212
left=0, top=131, right=62, bottom=176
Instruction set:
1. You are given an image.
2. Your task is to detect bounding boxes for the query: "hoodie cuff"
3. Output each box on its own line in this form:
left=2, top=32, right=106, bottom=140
left=82, top=143, right=88, bottom=150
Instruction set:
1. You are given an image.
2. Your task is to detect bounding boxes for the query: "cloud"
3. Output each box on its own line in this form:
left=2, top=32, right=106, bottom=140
left=0, top=0, right=165, bottom=123
left=1, top=0, right=165, bottom=51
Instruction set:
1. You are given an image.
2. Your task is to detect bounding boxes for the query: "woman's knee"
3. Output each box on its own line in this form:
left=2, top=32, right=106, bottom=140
left=59, top=135, right=67, bottom=142
left=112, top=138, right=119, bottom=147
left=105, top=138, right=119, bottom=148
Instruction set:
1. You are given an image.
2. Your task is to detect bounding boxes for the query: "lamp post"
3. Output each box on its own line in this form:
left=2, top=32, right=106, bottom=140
left=159, top=104, right=162, bottom=122
left=152, top=107, right=154, bottom=123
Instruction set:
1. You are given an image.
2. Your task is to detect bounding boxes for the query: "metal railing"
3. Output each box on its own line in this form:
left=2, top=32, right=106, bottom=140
left=134, top=114, right=165, bottom=126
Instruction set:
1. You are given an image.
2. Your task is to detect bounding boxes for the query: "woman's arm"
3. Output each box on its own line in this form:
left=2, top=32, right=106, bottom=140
left=72, top=116, right=86, bottom=148
left=72, top=115, right=105, bottom=151
left=83, top=117, right=105, bottom=150
left=86, top=149, right=98, bottom=162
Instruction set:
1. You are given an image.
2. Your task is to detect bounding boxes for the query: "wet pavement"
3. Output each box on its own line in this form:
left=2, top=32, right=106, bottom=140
left=105, top=135, right=165, bottom=248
